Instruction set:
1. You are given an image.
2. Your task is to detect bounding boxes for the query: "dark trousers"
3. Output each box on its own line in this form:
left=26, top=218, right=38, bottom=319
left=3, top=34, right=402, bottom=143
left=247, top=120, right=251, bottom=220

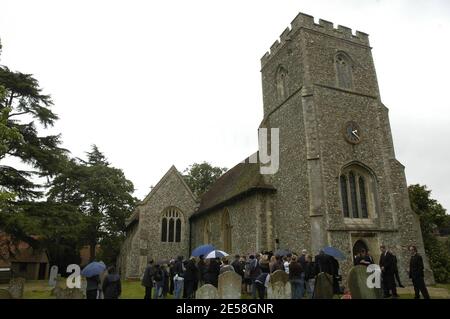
left=412, top=277, right=430, bottom=299
left=86, top=290, right=97, bottom=299
left=184, top=280, right=196, bottom=299
left=144, top=286, right=153, bottom=299
left=382, top=273, right=397, bottom=297
left=255, top=282, right=265, bottom=299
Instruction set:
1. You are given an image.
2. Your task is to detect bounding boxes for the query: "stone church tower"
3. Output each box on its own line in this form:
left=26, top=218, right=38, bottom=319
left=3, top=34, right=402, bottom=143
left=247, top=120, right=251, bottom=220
left=120, top=12, right=433, bottom=284
left=258, top=12, right=433, bottom=282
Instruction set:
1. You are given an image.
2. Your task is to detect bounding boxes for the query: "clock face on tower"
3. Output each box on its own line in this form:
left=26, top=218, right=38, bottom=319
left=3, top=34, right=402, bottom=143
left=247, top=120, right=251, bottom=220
left=343, top=121, right=361, bottom=144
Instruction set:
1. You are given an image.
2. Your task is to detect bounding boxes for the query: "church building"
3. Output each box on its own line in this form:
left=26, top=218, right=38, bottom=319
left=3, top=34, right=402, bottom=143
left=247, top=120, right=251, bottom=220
left=119, top=12, right=433, bottom=284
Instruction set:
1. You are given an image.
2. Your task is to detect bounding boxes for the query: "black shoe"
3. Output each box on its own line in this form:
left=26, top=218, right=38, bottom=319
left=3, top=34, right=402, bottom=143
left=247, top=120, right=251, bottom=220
left=399, top=284, right=405, bottom=288
left=384, top=294, right=392, bottom=298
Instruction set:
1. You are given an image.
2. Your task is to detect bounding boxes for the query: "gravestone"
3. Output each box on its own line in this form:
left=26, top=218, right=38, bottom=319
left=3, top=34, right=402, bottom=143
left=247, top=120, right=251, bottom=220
left=267, top=270, right=291, bottom=299
left=218, top=271, right=241, bottom=299
left=51, top=274, right=67, bottom=296
left=0, top=289, right=12, bottom=299
left=55, top=287, right=85, bottom=299
left=8, top=277, right=25, bottom=299
left=347, top=265, right=383, bottom=299
left=80, top=277, right=87, bottom=297
left=48, top=265, right=58, bottom=287
left=195, top=284, right=219, bottom=299
left=313, top=272, right=334, bottom=299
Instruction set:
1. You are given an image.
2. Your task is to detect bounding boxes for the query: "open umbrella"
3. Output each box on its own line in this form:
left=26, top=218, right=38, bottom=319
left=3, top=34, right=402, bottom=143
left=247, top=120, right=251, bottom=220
left=81, top=261, right=106, bottom=277
left=322, top=246, right=346, bottom=261
left=205, top=250, right=229, bottom=259
left=191, top=244, right=215, bottom=257
left=274, top=249, right=291, bottom=257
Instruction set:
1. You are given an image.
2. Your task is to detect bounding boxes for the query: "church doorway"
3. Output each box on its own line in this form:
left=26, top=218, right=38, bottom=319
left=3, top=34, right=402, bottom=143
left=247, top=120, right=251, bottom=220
left=221, top=209, right=232, bottom=252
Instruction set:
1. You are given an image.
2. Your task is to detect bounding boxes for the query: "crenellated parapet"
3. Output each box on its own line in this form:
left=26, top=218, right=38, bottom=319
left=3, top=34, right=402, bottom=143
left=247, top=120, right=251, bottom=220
left=261, top=12, right=370, bottom=68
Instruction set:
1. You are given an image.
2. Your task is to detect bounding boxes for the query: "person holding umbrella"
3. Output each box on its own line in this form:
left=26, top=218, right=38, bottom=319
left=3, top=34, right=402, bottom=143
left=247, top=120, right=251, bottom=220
left=81, top=261, right=106, bottom=299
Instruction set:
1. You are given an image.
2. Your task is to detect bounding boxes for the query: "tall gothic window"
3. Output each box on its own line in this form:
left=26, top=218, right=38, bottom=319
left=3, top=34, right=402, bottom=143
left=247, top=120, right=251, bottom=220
left=339, top=164, right=377, bottom=219
left=276, top=66, right=288, bottom=101
left=335, top=52, right=353, bottom=89
left=161, top=207, right=183, bottom=243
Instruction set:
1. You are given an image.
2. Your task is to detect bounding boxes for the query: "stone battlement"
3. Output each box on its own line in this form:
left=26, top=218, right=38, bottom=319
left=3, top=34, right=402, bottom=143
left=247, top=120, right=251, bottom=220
left=261, top=12, right=370, bottom=68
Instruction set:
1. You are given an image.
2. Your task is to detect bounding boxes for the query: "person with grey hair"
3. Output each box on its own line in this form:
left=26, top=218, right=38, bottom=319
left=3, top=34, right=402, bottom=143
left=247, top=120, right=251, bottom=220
left=379, top=245, right=398, bottom=298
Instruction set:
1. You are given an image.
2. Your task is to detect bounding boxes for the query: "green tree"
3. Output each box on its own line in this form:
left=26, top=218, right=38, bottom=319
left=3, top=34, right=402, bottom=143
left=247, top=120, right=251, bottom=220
left=183, top=162, right=227, bottom=197
left=0, top=42, right=69, bottom=259
left=409, top=184, right=450, bottom=283
left=48, top=145, right=137, bottom=262
left=0, top=45, right=66, bottom=200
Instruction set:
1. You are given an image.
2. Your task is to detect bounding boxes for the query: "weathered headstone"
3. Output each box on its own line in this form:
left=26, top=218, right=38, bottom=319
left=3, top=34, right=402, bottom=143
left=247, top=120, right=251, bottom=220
left=55, top=287, right=85, bottom=299
left=48, top=265, right=58, bottom=287
left=80, top=276, right=87, bottom=297
left=0, top=289, right=12, bottom=299
left=8, top=277, right=25, bottom=299
left=267, top=270, right=291, bottom=299
left=347, top=265, right=383, bottom=299
left=218, top=271, right=241, bottom=299
left=51, top=274, right=67, bottom=296
left=313, top=272, right=334, bottom=299
left=195, top=284, right=219, bottom=299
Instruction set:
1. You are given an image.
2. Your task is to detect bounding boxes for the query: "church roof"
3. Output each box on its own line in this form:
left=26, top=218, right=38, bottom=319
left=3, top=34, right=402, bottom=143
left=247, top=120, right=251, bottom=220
left=192, top=155, right=275, bottom=217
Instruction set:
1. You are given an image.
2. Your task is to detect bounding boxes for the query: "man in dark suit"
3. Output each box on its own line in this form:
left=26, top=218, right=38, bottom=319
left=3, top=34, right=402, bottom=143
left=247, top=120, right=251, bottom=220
left=379, top=245, right=398, bottom=298
left=141, top=259, right=155, bottom=299
left=409, top=245, right=430, bottom=299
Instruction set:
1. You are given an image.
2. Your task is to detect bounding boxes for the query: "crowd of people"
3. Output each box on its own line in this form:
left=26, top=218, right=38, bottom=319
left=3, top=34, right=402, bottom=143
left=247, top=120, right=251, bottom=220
left=83, top=244, right=429, bottom=299
left=139, top=249, right=342, bottom=299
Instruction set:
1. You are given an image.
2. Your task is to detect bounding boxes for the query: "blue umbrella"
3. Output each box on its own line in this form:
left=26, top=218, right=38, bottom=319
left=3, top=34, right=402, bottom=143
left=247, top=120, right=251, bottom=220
left=81, top=261, right=106, bottom=277
left=191, top=244, right=215, bottom=257
left=322, top=246, right=346, bottom=261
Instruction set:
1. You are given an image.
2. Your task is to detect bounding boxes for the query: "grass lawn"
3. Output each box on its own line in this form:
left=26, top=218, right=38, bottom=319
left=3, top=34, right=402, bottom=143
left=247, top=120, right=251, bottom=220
left=1, top=280, right=449, bottom=299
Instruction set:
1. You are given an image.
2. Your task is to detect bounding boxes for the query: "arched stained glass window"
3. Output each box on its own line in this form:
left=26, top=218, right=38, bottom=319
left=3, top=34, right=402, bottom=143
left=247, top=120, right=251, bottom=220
left=160, top=207, right=184, bottom=243
left=339, top=164, right=376, bottom=219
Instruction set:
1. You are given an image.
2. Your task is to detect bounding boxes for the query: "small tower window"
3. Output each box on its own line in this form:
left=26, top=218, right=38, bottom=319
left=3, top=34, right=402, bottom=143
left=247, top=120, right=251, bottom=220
left=335, top=52, right=353, bottom=89
left=276, top=66, right=289, bottom=101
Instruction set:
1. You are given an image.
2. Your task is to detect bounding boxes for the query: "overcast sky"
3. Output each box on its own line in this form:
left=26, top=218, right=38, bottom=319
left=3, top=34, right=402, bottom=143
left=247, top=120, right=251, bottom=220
left=0, top=0, right=449, bottom=210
